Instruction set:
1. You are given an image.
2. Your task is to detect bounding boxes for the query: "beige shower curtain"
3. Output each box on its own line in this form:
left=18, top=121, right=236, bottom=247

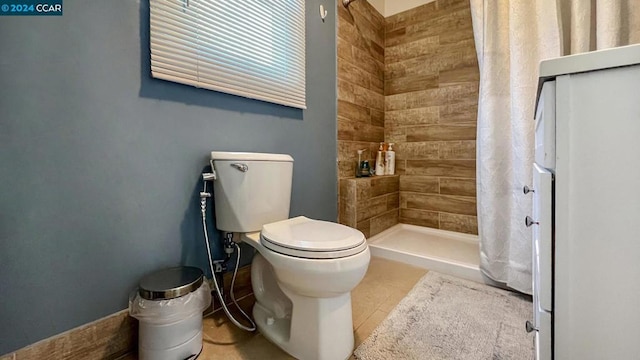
left=470, top=0, right=640, bottom=294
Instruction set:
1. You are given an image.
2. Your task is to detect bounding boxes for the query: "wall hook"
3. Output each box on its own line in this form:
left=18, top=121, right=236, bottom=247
left=319, top=4, right=328, bottom=22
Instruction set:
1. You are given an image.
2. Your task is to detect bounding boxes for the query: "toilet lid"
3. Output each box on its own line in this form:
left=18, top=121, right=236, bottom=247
left=261, top=216, right=367, bottom=259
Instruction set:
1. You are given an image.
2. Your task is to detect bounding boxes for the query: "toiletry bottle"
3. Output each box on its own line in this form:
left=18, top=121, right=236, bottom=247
left=356, top=149, right=365, bottom=178
left=360, top=160, right=371, bottom=177
left=385, top=143, right=396, bottom=175
left=375, top=142, right=385, bottom=176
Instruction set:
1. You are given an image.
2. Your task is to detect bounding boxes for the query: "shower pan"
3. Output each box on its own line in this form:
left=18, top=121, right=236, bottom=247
left=367, top=224, right=483, bottom=283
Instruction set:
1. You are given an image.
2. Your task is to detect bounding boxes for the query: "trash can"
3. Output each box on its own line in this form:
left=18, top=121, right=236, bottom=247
left=129, top=266, right=211, bottom=360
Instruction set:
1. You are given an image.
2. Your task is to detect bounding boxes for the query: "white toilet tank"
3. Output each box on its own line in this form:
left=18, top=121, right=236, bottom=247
left=210, top=152, right=293, bottom=233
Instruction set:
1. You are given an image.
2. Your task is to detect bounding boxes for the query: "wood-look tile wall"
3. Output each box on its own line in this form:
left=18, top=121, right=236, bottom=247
left=385, top=0, right=479, bottom=234
left=337, top=0, right=478, bottom=235
left=0, top=310, right=137, bottom=360
left=337, top=0, right=399, bottom=235
left=337, top=0, right=386, bottom=180
left=339, top=175, right=399, bottom=238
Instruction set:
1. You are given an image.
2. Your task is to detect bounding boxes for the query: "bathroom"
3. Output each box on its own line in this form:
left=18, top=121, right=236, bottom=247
left=1, top=0, right=639, bottom=359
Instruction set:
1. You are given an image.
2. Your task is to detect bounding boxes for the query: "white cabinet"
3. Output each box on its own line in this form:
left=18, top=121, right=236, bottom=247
left=531, top=44, right=640, bottom=360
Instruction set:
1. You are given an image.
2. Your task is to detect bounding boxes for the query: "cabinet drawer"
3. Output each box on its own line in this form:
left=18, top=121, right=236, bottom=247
left=535, top=81, right=556, bottom=170
left=533, top=163, right=553, bottom=312
left=535, top=310, right=552, bottom=360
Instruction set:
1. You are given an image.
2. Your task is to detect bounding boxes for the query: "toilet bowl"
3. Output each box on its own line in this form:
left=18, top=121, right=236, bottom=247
left=241, top=217, right=370, bottom=360
left=209, top=152, right=371, bottom=360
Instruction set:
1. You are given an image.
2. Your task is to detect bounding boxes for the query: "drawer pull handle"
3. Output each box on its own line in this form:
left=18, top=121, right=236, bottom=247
left=525, top=216, right=539, bottom=227
left=525, top=320, right=538, bottom=333
left=523, top=185, right=535, bottom=194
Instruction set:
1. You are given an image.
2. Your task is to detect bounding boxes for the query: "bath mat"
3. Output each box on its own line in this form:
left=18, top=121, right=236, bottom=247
left=354, top=272, right=534, bottom=360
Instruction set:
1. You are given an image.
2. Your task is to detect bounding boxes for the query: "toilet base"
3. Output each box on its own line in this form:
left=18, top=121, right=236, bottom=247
left=254, top=290, right=354, bottom=360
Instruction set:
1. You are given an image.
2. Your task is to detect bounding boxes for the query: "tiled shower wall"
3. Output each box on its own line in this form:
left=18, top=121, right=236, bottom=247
left=337, top=1, right=385, bottom=179
left=339, top=175, right=399, bottom=238
left=385, top=0, right=479, bottom=234
left=337, top=0, right=479, bottom=236
left=337, top=0, right=400, bottom=237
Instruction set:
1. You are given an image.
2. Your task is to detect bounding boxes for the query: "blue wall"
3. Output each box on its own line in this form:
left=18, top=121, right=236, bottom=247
left=0, top=0, right=337, bottom=354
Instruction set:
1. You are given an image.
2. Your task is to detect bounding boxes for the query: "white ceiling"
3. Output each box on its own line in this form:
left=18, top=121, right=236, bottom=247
left=366, top=0, right=436, bottom=18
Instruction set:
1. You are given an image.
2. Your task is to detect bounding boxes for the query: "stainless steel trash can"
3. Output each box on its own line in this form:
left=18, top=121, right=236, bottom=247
left=129, top=266, right=211, bottom=360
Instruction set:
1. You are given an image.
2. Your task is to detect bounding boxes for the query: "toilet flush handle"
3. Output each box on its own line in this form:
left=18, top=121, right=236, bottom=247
left=231, top=163, right=249, bottom=172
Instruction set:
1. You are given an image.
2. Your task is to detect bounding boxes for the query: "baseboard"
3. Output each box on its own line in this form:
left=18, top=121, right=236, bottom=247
left=0, top=309, right=137, bottom=360
left=1, top=265, right=254, bottom=360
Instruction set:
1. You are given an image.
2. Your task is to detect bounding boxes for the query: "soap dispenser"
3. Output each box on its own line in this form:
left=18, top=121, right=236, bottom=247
left=375, top=142, right=385, bottom=176
left=385, top=143, right=396, bottom=175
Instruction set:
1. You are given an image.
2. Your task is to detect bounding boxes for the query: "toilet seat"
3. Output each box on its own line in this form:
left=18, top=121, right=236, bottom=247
left=260, top=216, right=367, bottom=259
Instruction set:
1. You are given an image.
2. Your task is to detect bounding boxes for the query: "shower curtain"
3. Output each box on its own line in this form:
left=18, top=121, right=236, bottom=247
left=469, top=0, right=640, bottom=294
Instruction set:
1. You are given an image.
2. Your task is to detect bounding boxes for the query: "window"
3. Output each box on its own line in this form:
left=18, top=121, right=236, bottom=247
left=150, top=0, right=306, bottom=109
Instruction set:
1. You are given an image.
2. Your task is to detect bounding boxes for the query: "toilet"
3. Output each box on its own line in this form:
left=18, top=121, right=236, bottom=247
left=210, top=151, right=371, bottom=360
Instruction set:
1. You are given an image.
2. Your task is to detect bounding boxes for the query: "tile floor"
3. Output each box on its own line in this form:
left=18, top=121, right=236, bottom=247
left=125, top=257, right=427, bottom=360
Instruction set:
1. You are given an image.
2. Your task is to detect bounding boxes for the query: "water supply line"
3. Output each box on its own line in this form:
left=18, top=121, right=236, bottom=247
left=200, top=176, right=256, bottom=332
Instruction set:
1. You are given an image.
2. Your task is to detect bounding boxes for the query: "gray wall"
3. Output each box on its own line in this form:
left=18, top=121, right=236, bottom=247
left=0, top=0, right=337, bottom=354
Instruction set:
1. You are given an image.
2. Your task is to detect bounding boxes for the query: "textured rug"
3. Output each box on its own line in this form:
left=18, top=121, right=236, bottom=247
left=354, top=272, right=534, bottom=360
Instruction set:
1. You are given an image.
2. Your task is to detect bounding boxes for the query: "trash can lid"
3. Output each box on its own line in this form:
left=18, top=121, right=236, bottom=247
left=138, top=266, right=204, bottom=300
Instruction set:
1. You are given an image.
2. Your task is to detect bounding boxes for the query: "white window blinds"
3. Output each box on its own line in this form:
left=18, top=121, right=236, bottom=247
left=150, top=0, right=306, bottom=109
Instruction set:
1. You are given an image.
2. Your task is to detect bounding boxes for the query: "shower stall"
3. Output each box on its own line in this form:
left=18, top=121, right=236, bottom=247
left=336, top=0, right=483, bottom=283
